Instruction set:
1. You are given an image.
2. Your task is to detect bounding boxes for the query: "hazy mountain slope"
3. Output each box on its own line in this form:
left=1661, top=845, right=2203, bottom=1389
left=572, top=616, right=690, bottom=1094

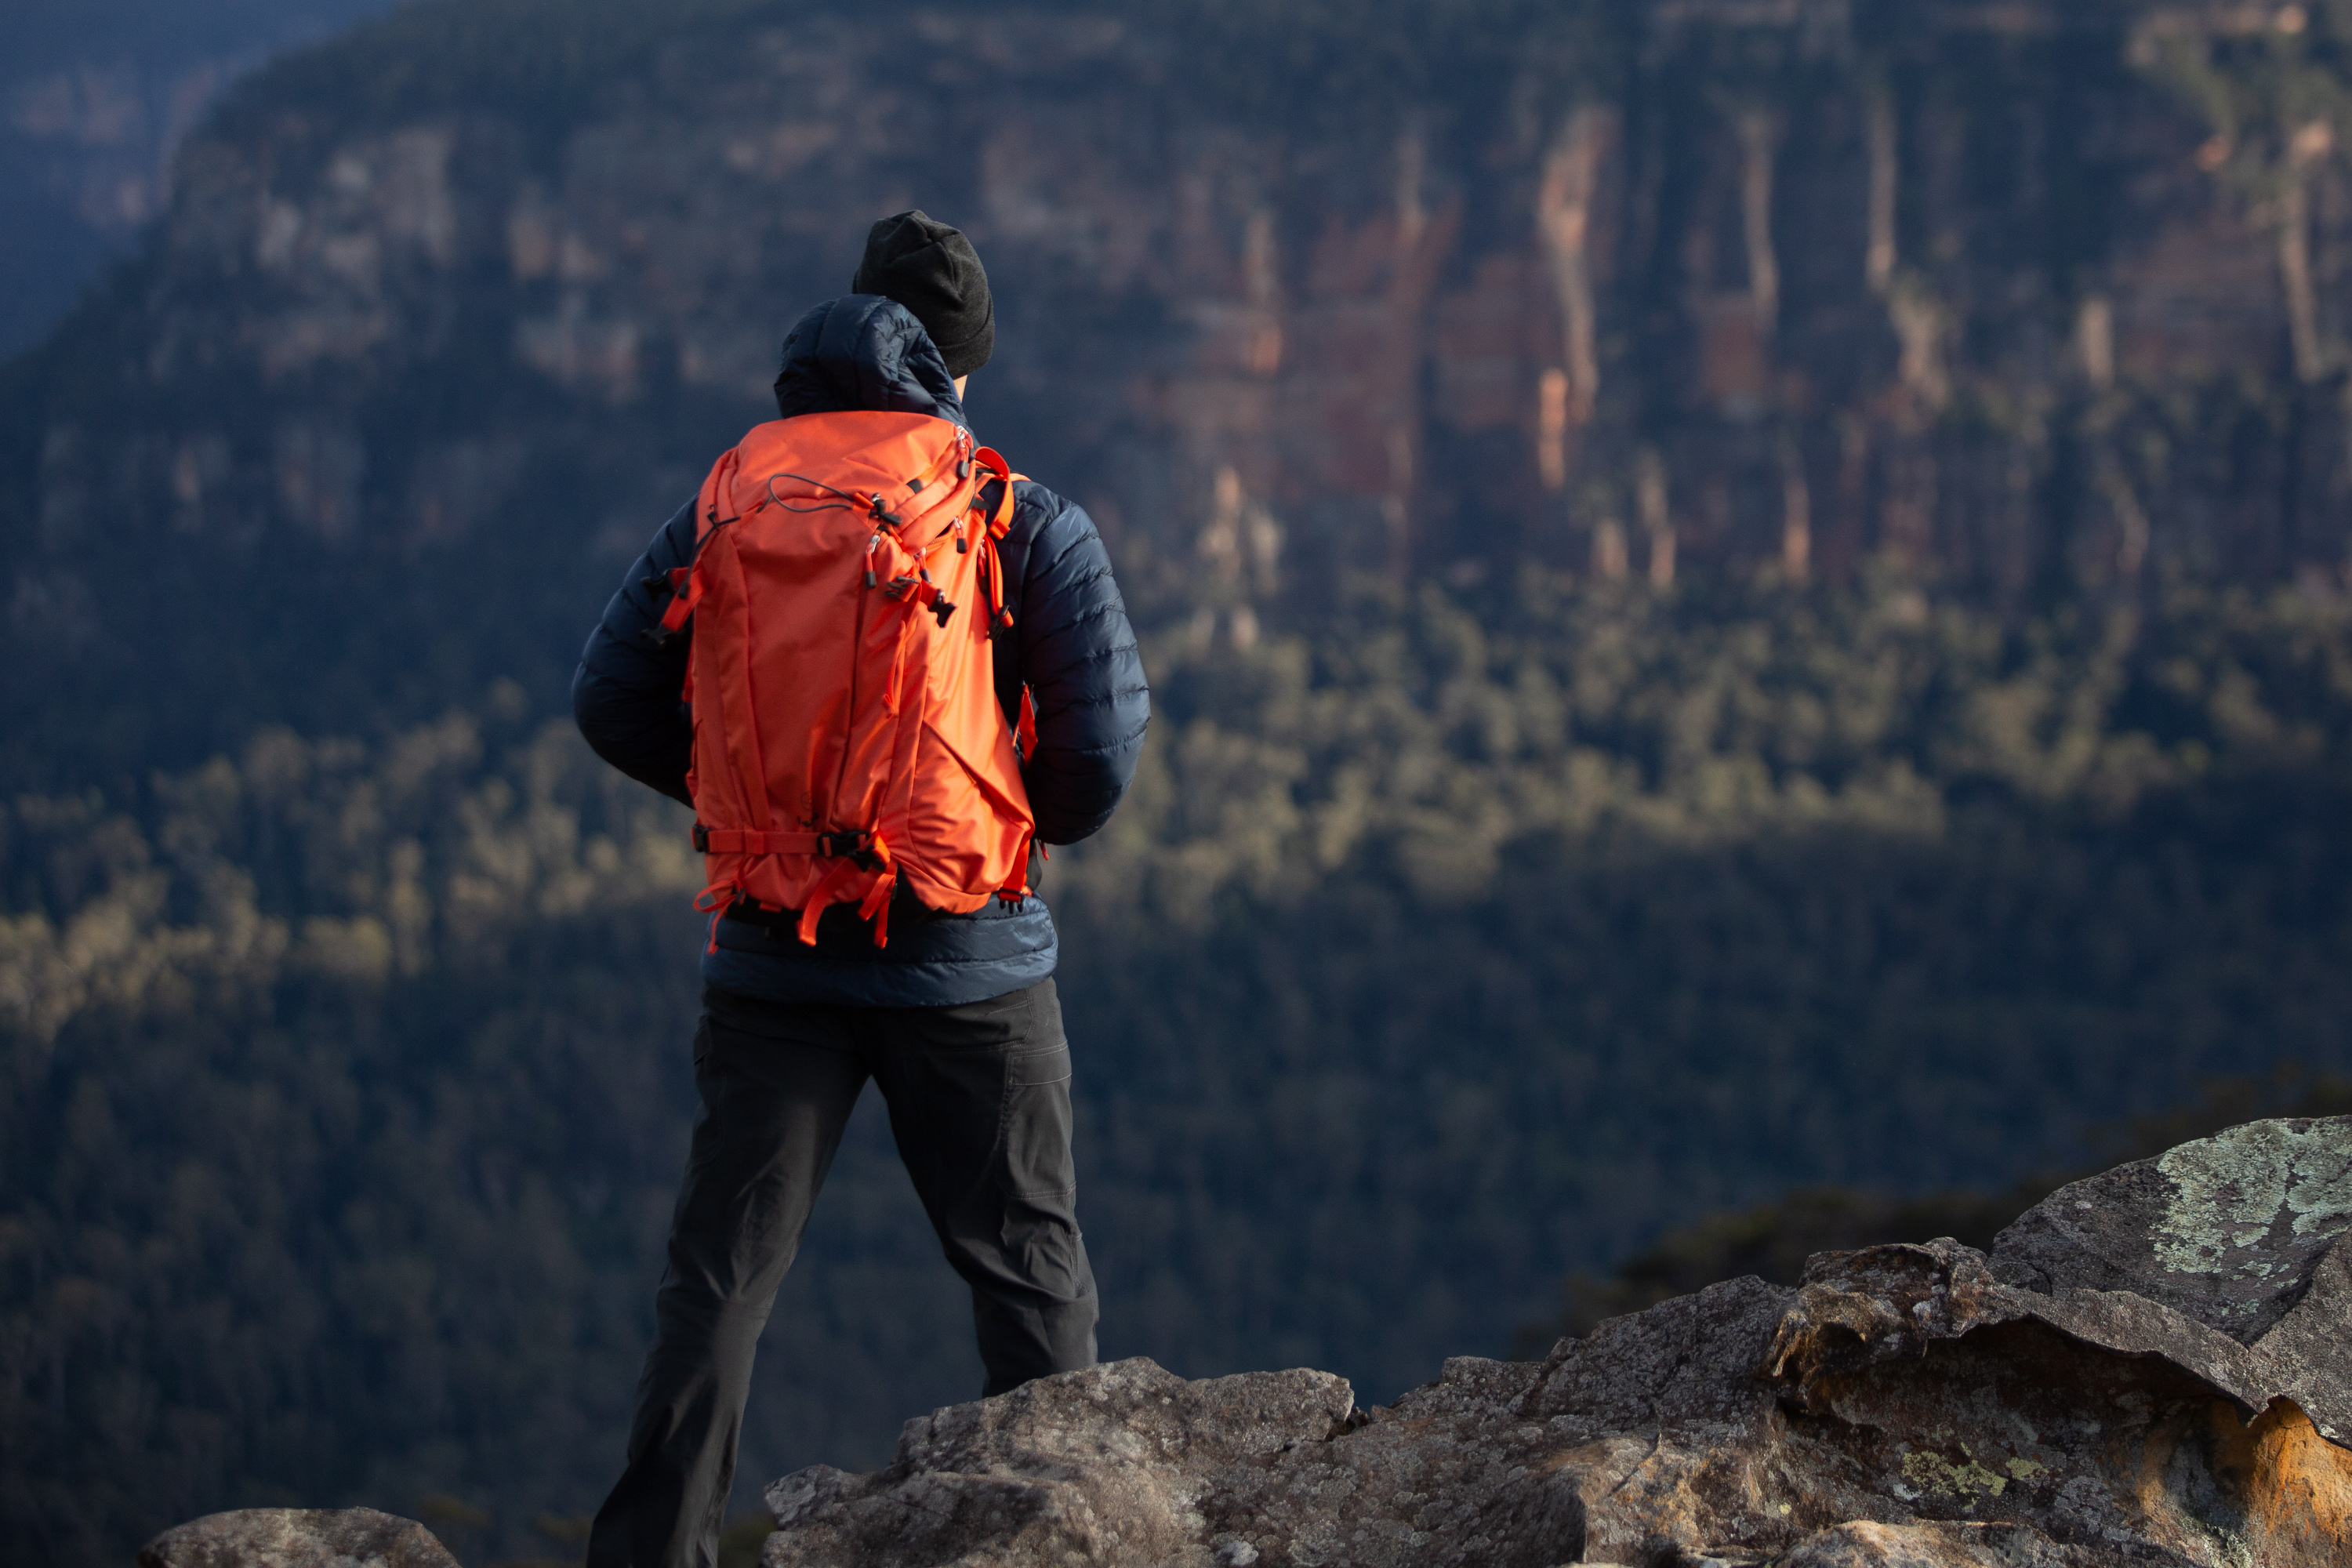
left=0, top=0, right=395, bottom=356
left=7, top=0, right=2351, bottom=789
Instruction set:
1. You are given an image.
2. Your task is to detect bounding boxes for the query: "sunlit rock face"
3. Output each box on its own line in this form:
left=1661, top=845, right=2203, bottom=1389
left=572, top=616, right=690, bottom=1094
left=140, top=1507, right=458, bottom=1568
left=743, top=1116, right=2352, bottom=1567
left=9, top=2, right=2351, bottom=769
left=130, top=1121, right=2352, bottom=1563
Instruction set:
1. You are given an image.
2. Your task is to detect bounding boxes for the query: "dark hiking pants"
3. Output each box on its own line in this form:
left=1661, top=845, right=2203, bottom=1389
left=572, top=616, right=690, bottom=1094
left=584, top=978, right=1097, bottom=1568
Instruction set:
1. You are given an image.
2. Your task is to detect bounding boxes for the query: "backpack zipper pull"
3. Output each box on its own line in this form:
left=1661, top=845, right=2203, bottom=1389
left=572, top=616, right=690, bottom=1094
left=865, top=532, right=880, bottom=588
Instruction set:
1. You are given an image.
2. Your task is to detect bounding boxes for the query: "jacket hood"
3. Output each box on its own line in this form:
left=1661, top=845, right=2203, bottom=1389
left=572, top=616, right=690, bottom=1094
left=772, top=296, right=968, bottom=427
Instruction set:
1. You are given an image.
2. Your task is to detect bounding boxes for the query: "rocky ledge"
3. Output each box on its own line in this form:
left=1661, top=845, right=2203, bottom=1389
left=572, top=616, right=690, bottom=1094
left=140, top=1508, right=459, bottom=1568
left=761, top=1116, right=2352, bottom=1567
left=148, top=1116, right=2352, bottom=1566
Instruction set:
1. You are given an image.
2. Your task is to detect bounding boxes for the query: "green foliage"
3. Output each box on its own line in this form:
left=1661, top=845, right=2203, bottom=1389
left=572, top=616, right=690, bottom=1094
left=11, top=579, right=2352, bottom=1561
left=0, top=717, right=979, bottom=1563
left=2132, top=0, right=2352, bottom=201
left=1058, top=575, right=2352, bottom=927
left=1055, top=575, right=2352, bottom=1393
left=1, top=705, right=699, bottom=1042
left=717, top=1510, right=779, bottom=1568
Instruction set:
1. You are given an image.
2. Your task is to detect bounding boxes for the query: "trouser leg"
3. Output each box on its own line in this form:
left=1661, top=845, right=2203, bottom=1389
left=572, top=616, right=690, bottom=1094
left=586, top=994, right=866, bottom=1568
left=868, top=978, right=1098, bottom=1396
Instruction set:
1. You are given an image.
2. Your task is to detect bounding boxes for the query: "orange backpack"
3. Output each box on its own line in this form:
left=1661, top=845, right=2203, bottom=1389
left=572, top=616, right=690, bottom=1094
left=655, top=410, right=1037, bottom=948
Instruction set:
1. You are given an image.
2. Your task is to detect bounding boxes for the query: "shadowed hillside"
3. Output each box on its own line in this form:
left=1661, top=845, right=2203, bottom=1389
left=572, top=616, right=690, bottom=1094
left=0, top=1, right=397, bottom=355
left=12, top=578, right=2352, bottom=1559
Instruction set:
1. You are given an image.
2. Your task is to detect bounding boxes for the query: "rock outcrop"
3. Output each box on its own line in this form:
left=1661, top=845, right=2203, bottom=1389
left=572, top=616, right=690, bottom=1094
left=760, top=1116, right=2352, bottom=1566
left=138, top=1118, right=2352, bottom=1566
left=139, top=1508, right=459, bottom=1568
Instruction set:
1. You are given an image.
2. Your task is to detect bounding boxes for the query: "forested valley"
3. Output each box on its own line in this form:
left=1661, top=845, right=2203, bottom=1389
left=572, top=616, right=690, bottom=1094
left=10, top=579, right=2352, bottom=1559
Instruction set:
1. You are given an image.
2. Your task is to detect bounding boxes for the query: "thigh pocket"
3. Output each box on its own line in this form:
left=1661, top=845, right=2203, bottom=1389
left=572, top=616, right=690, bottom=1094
left=1000, top=1044, right=1076, bottom=1199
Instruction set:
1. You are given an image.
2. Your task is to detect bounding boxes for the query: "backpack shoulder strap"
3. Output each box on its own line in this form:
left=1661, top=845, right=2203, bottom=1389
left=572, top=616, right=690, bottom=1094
left=655, top=444, right=743, bottom=637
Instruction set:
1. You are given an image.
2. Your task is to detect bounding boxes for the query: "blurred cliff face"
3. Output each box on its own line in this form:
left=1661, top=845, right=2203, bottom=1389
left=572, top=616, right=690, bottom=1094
left=0, top=2, right=394, bottom=356
left=9, top=1, right=2352, bottom=778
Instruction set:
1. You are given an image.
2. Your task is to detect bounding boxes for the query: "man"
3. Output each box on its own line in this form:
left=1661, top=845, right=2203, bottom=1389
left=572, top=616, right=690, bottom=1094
left=572, top=210, right=1150, bottom=1568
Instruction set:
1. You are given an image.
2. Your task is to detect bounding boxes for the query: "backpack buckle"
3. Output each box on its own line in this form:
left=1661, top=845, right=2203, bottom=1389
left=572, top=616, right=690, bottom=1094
left=692, top=823, right=711, bottom=853
left=815, top=829, right=855, bottom=858
left=816, top=829, right=880, bottom=869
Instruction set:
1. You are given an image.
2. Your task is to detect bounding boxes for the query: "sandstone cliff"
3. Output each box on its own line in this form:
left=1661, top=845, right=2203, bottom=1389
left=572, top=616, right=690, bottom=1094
left=134, top=2, right=2352, bottom=596
left=143, top=1114, right=2352, bottom=1566
left=12, top=1, right=2352, bottom=779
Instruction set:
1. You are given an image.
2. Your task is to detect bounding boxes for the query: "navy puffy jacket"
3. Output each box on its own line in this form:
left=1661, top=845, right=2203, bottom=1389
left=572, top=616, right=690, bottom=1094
left=572, top=296, right=1151, bottom=1006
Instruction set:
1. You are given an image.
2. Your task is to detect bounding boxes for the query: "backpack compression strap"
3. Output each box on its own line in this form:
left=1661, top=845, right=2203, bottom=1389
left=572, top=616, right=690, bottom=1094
left=970, top=447, right=1025, bottom=630
left=793, top=831, right=898, bottom=948
left=691, top=825, right=901, bottom=947
left=691, top=827, right=868, bottom=856
left=964, top=448, right=1038, bottom=904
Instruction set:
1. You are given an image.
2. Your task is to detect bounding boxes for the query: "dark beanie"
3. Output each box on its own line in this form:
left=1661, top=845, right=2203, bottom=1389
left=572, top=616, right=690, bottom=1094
left=850, top=210, right=994, bottom=379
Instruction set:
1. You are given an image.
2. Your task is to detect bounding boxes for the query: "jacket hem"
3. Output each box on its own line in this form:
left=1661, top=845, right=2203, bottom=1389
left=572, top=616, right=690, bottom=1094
left=702, top=939, right=1060, bottom=1009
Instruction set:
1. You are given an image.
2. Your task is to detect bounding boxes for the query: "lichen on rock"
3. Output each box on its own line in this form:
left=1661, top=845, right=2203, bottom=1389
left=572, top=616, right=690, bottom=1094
left=1994, top=1116, right=2352, bottom=1344
left=138, top=1120, right=2352, bottom=1566
left=2151, top=1118, right=2352, bottom=1276
left=752, top=1116, right=2352, bottom=1566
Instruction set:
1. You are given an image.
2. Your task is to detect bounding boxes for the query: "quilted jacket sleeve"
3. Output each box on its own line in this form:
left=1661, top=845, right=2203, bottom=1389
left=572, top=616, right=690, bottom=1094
left=571, top=498, right=699, bottom=805
left=994, top=481, right=1151, bottom=844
